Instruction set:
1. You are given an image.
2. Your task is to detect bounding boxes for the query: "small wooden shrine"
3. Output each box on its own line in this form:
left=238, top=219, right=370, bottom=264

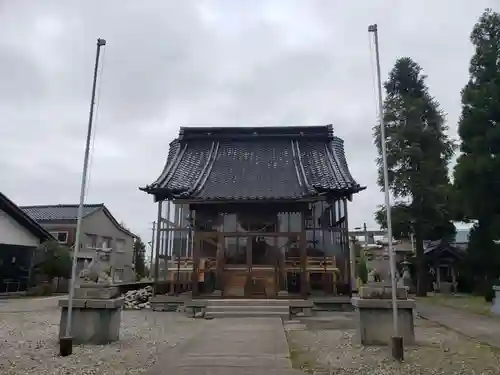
left=424, top=239, right=465, bottom=293
left=141, top=125, right=364, bottom=298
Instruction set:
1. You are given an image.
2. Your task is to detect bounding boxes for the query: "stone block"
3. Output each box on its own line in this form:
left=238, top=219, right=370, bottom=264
left=439, top=282, right=455, bottom=294
left=73, top=285, right=120, bottom=299
left=277, top=290, right=289, bottom=297
left=351, top=297, right=415, bottom=346
left=58, top=297, right=124, bottom=309
left=358, top=283, right=408, bottom=300
left=302, top=307, right=313, bottom=317
left=59, top=297, right=124, bottom=344
left=492, top=286, right=500, bottom=315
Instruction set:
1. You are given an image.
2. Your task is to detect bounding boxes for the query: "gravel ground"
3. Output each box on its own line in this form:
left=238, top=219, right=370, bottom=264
left=287, top=317, right=500, bottom=375
left=0, top=297, right=207, bottom=375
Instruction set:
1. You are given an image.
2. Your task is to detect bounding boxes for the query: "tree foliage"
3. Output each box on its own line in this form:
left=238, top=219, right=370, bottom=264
left=375, top=202, right=456, bottom=241
left=32, top=240, right=72, bottom=282
left=133, top=237, right=147, bottom=280
left=357, top=256, right=369, bottom=285
left=454, top=9, right=500, bottom=290
left=375, top=203, right=413, bottom=240
left=373, top=57, right=456, bottom=296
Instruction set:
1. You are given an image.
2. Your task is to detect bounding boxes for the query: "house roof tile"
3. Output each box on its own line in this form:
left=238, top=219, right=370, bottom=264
left=20, top=204, right=103, bottom=221
left=20, top=204, right=136, bottom=238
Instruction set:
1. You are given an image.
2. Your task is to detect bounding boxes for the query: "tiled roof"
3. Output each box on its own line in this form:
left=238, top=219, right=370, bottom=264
left=20, top=204, right=104, bottom=221
left=424, top=239, right=464, bottom=258
left=141, top=125, right=365, bottom=201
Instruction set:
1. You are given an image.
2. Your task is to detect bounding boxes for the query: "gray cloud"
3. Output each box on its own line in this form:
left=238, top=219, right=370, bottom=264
left=1, top=0, right=497, bottom=242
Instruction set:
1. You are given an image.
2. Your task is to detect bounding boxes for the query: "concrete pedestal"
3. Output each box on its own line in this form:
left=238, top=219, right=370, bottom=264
left=59, top=285, right=124, bottom=345
left=491, top=286, right=500, bottom=315
left=351, top=297, right=415, bottom=345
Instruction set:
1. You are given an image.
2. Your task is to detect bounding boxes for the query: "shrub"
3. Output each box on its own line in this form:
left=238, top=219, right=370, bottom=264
left=27, top=282, right=53, bottom=297
left=357, top=257, right=368, bottom=285
left=485, top=287, right=495, bottom=303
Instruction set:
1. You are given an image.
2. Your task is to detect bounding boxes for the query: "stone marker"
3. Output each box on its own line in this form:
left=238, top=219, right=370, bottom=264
left=352, top=282, right=415, bottom=346
left=59, top=284, right=124, bottom=344
left=491, top=285, right=500, bottom=315
left=59, top=248, right=124, bottom=345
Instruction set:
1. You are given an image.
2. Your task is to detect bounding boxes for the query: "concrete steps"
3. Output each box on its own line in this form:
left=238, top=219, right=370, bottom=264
left=204, top=299, right=291, bottom=319
left=204, top=299, right=292, bottom=306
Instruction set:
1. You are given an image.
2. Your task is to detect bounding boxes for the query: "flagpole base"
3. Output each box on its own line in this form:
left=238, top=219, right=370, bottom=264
left=59, top=336, right=73, bottom=357
left=391, top=336, right=404, bottom=361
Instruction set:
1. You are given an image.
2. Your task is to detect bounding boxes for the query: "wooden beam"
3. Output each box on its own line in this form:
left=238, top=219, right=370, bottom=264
left=300, top=210, right=308, bottom=298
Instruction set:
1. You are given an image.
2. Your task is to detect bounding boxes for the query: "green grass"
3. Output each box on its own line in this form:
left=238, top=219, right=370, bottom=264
left=421, top=294, right=495, bottom=317
left=288, top=341, right=317, bottom=374
left=286, top=332, right=324, bottom=374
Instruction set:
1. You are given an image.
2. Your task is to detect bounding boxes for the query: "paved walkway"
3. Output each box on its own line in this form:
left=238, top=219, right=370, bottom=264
left=147, top=317, right=302, bottom=375
left=0, top=295, right=62, bottom=313
left=417, top=302, right=500, bottom=349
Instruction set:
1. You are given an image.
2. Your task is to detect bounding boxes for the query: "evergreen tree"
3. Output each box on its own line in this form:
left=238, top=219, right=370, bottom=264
left=454, top=9, right=500, bottom=293
left=374, top=57, right=455, bottom=296
left=133, top=237, right=147, bottom=280
left=375, top=201, right=456, bottom=241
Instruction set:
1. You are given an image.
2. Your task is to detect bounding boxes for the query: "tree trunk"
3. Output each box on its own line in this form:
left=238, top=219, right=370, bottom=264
left=415, top=222, right=427, bottom=297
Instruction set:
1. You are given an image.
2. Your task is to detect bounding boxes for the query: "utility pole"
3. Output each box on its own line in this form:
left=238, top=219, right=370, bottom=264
left=363, top=222, right=368, bottom=246
left=368, top=24, right=403, bottom=361
left=60, top=38, right=106, bottom=357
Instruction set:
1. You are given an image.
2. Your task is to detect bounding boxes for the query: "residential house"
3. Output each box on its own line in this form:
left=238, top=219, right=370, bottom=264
left=0, top=192, right=53, bottom=293
left=21, top=204, right=136, bottom=282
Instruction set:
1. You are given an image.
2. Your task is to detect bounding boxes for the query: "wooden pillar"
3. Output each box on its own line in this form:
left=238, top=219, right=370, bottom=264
left=163, top=202, right=171, bottom=293
left=300, top=210, right=308, bottom=298
left=246, top=236, right=252, bottom=297
left=343, top=198, right=352, bottom=296
left=436, top=265, right=441, bottom=292
left=278, top=236, right=286, bottom=292
left=451, top=266, right=457, bottom=293
left=216, top=233, right=224, bottom=292
left=153, top=200, right=163, bottom=296
left=191, top=231, right=199, bottom=297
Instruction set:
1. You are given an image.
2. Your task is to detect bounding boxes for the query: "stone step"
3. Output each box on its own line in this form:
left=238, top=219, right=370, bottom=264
left=204, top=299, right=292, bottom=307
left=205, top=310, right=289, bottom=318
left=205, top=305, right=290, bottom=313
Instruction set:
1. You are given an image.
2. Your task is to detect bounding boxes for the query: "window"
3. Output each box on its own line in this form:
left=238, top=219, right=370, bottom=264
left=100, top=237, right=112, bottom=250
left=85, top=234, right=97, bottom=249
left=116, top=239, right=126, bottom=253
left=50, top=231, right=68, bottom=244
left=114, top=268, right=124, bottom=282
left=224, top=237, right=247, bottom=264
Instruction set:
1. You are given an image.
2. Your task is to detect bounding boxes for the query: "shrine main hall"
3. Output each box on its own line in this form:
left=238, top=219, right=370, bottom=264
left=141, top=125, right=364, bottom=299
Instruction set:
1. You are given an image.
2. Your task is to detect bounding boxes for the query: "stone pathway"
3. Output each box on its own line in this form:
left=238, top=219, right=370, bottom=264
left=146, top=317, right=302, bottom=375
left=417, top=302, right=500, bottom=349
left=0, top=295, right=62, bottom=313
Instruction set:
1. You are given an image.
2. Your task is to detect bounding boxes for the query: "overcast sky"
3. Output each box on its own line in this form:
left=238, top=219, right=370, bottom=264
left=1, top=1, right=497, bottom=243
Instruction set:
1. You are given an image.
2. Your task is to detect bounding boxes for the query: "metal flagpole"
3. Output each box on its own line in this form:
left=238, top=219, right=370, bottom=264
left=368, top=24, right=403, bottom=361
left=60, top=38, right=106, bottom=357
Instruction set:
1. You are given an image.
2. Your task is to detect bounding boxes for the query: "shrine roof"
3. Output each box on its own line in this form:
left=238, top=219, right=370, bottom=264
left=141, top=125, right=365, bottom=201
